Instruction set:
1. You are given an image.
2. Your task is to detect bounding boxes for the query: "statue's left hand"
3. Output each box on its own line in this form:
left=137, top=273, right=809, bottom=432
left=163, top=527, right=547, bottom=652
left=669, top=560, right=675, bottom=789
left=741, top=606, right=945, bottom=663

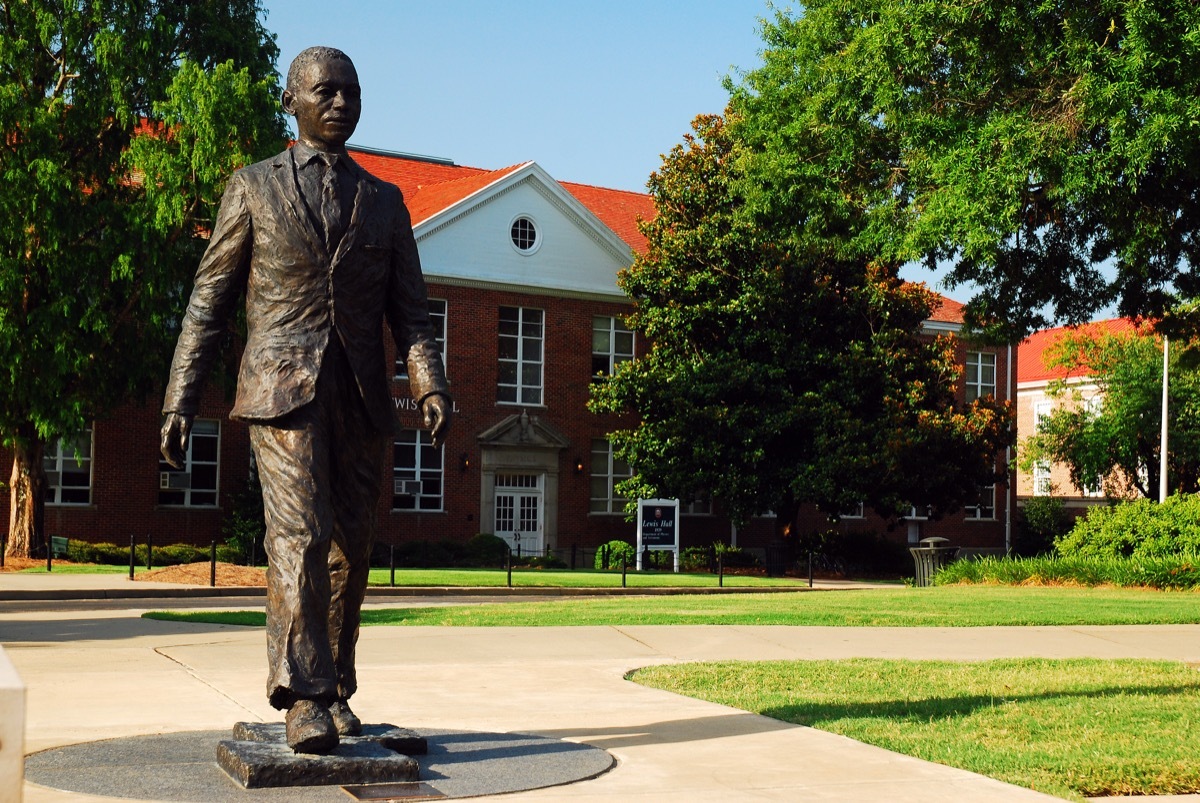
left=421, top=394, right=453, bottom=449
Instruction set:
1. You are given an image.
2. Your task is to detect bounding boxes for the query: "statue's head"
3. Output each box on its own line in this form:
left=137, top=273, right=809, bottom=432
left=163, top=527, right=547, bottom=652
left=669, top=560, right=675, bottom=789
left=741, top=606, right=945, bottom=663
left=282, top=46, right=360, bottom=152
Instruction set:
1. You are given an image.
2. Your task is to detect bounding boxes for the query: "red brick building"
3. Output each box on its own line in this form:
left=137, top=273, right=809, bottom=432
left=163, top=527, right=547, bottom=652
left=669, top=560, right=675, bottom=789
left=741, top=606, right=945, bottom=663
left=3, top=146, right=1015, bottom=558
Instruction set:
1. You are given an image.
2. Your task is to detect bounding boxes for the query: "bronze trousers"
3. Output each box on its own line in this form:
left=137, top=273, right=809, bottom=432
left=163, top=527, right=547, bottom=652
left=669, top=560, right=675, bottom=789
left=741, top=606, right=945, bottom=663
left=250, top=339, right=387, bottom=710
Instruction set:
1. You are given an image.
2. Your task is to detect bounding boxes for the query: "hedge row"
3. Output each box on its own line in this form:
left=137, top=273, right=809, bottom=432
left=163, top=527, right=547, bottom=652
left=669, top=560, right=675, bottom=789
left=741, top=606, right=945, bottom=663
left=935, top=553, right=1200, bottom=590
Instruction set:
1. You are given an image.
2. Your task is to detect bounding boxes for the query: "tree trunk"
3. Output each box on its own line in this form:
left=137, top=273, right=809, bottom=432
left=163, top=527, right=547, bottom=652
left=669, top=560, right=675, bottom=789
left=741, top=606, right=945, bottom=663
left=6, top=425, right=46, bottom=559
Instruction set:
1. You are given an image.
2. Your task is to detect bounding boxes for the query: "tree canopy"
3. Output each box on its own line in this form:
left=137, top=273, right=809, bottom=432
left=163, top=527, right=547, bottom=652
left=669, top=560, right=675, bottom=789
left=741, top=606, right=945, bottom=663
left=731, top=0, right=1200, bottom=339
left=1020, top=328, right=1200, bottom=499
left=1, top=0, right=287, bottom=556
left=590, top=112, right=1014, bottom=531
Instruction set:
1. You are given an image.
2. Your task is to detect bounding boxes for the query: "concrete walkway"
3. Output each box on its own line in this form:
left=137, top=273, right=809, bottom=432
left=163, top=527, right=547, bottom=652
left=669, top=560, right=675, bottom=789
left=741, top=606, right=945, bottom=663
left=3, top=572, right=1199, bottom=802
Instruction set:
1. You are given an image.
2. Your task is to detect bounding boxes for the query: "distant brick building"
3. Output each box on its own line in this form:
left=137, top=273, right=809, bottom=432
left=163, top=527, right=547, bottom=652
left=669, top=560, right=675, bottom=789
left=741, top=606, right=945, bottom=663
left=1016, top=317, right=1145, bottom=513
left=3, top=146, right=1015, bottom=557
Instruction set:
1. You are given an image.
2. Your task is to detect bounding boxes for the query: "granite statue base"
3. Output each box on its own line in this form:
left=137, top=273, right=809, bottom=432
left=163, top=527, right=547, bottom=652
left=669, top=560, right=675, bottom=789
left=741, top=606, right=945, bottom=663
left=218, top=721, right=426, bottom=789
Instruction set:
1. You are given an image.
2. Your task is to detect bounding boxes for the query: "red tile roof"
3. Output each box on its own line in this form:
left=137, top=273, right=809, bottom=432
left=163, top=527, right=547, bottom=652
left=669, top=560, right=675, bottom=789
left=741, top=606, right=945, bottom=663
left=1018, top=318, right=1147, bottom=384
left=560, top=181, right=655, bottom=254
left=346, top=147, right=653, bottom=252
left=928, top=294, right=966, bottom=324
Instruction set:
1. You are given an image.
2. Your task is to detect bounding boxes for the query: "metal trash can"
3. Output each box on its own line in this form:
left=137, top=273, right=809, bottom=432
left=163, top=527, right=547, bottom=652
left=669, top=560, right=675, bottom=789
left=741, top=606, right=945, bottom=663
left=909, top=536, right=959, bottom=587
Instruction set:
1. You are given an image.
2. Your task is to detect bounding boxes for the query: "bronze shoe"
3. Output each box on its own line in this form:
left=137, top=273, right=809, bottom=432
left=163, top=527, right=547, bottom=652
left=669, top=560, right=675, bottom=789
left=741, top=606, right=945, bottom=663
left=329, top=699, right=362, bottom=736
left=285, top=699, right=338, bottom=754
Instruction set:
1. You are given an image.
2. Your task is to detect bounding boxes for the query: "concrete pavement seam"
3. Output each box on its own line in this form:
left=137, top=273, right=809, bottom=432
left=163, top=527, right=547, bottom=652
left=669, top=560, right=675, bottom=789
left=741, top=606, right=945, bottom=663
left=152, top=643, right=265, bottom=722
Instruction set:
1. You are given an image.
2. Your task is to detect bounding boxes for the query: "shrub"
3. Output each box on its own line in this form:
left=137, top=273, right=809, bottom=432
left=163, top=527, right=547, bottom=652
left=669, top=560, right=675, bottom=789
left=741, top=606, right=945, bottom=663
left=223, top=471, right=265, bottom=565
left=1055, top=494, right=1200, bottom=558
left=934, top=553, right=1200, bottom=590
left=464, top=534, right=509, bottom=567
left=390, top=539, right=468, bottom=568
left=156, top=543, right=206, bottom=565
left=514, top=554, right=568, bottom=570
left=796, top=528, right=909, bottom=577
left=66, top=541, right=127, bottom=565
left=594, top=539, right=635, bottom=570
left=1016, top=496, right=1071, bottom=556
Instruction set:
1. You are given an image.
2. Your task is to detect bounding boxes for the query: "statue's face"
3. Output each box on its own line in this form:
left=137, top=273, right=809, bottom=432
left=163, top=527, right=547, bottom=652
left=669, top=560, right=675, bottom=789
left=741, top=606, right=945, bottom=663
left=283, top=57, right=361, bottom=151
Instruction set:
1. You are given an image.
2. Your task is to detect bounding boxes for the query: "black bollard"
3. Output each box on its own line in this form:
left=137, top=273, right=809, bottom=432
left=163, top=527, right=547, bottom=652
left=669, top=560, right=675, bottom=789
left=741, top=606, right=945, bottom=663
left=390, top=544, right=396, bottom=588
left=45, top=532, right=51, bottom=573
left=718, top=552, right=724, bottom=588
left=506, top=548, right=513, bottom=589
left=808, top=552, right=814, bottom=588
left=621, top=555, right=627, bottom=588
left=210, top=538, right=217, bottom=587
left=129, top=533, right=135, bottom=580
left=145, top=532, right=152, bottom=571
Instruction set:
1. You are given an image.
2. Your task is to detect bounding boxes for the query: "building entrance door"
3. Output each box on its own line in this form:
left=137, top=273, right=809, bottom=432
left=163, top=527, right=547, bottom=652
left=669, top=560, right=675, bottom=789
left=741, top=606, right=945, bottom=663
left=494, top=473, right=544, bottom=556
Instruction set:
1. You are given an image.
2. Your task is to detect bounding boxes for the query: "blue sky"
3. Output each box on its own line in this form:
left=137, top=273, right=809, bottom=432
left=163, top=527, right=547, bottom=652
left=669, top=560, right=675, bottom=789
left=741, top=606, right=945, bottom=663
left=261, top=1, right=782, bottom=193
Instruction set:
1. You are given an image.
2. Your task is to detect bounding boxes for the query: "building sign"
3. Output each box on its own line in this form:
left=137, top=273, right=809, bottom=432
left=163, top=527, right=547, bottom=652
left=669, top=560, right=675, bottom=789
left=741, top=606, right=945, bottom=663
left=637, top=498, right=680, bottom=571
left=394, top=397, right=462, bottom=413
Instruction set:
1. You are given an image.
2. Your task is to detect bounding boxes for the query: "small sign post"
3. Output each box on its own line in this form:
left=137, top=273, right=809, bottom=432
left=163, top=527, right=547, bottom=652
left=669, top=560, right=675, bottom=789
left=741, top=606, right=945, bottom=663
left=636, top=498, right=680, bottom=572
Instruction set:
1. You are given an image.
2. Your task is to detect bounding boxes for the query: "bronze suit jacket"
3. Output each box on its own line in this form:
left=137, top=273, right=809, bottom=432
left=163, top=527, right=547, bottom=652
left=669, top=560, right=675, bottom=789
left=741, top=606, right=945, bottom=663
left=162, top=147, right=448, bottom=431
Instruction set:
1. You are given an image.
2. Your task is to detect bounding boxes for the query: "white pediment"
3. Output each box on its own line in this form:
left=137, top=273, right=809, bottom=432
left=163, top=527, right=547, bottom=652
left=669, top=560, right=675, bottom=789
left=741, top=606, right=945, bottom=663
left=412, top=162, right=633, bottom=299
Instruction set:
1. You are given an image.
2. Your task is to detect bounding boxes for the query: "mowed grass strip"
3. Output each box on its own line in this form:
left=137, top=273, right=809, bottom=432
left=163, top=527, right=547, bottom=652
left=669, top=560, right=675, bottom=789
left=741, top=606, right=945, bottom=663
left=631, top=658, right=1200, bottom=801
left=143, top=585, right=1200, bottom=628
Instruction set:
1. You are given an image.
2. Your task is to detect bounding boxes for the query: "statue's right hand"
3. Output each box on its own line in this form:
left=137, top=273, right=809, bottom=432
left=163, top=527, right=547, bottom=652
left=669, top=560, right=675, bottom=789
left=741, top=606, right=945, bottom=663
left=160, top=413, right=193, bottom=469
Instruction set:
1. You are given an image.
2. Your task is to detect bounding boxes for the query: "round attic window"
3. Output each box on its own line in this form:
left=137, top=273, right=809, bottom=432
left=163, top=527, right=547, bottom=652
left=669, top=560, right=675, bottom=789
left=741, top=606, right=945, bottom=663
left=510, top=215, right=540, bottom=254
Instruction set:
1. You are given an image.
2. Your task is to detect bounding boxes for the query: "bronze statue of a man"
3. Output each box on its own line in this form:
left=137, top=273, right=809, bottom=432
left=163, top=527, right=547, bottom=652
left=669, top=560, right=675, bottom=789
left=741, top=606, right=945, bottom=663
left=160, top=46, right=451, bottom=754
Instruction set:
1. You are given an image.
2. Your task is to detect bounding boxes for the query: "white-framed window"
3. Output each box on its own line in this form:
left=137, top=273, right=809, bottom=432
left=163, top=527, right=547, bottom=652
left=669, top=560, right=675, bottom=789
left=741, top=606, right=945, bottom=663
left=1033, top=461, right=1053, bottom=496
left=682, top=496, right=712, bottom=515
left=158, top=418, right=220, bottom=507
left=965, top=351, right=997, bottom=402
left=904, top=505, right=931, bottom=520
left=44, top=425, right=93, bottom=505
left=966, top=485, right=996, bottom=520
left=498, top=306, right=544, bottom=405
left=592, top=315, right=635, bottom=378
left=509, top=215, right=541, bottom=254
left=1034, top=400, right=1054, bottom=431
left=590, top=438, right=632, bottom=514
left=392, top=429, right=444, bottom=511
left=395, top=298, right=447, bottom=379
left=839, top=502, right=865, bottom=519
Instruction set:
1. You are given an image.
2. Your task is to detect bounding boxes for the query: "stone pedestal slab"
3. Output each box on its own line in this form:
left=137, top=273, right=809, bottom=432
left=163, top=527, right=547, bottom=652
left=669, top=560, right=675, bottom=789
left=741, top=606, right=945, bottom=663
left=218, top=721, right=420, bottom=789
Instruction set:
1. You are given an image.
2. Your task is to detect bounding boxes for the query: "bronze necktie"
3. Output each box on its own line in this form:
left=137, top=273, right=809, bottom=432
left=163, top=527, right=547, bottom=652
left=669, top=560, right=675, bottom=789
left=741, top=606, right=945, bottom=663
left=319, top=153, right=344, bottom=250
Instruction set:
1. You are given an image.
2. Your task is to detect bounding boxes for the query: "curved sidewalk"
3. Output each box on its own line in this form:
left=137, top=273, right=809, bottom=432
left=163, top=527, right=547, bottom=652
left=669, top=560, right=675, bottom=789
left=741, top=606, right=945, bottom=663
left=3, top=573, right=1198, bottom=801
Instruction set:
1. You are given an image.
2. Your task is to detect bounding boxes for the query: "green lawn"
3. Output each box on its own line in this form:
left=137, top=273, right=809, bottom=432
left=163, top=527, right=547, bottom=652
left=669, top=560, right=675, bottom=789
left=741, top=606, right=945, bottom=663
left=632, top=658, right=1200, bottom=801
left=143, top=585, right=1200, bottom=628
left=14, top=563, right=136, bottom=574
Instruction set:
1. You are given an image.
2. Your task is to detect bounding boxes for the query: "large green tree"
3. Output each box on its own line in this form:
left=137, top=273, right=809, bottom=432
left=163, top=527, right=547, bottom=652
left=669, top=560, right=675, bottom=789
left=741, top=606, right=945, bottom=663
left=733, top=1, right=1200, bottom=339
left=590, top=113, right=1014, bottom=535
left=1021, top=329, right=1200, bottom=499
left=1, top=1, right=286, bottom=558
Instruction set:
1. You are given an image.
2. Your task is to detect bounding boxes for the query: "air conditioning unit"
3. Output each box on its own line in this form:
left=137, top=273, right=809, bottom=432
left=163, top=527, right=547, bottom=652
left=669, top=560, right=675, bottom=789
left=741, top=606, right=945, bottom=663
left=160, top=472, right=191, bottom=490
left=393, top=479, right=422, bottom=496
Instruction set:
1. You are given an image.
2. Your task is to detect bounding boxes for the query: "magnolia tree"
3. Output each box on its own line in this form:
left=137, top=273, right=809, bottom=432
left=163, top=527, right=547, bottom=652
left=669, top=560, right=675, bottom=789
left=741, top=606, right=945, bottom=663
left=589, top=114, right=1014, bottom=536
left=1, top=1, right=286, bottom=558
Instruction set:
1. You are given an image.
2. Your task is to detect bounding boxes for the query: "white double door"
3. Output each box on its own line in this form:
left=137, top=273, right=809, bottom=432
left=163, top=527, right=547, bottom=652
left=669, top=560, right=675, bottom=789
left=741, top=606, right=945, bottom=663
left=494, top=473, right=544, bottom=556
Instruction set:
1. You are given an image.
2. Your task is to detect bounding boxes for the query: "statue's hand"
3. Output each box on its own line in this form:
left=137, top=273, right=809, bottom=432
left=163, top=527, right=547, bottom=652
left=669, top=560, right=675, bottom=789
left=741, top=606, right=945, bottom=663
left=160, top=412, right=193, bottom=469
left=421, top=394, right=452, bottom=449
